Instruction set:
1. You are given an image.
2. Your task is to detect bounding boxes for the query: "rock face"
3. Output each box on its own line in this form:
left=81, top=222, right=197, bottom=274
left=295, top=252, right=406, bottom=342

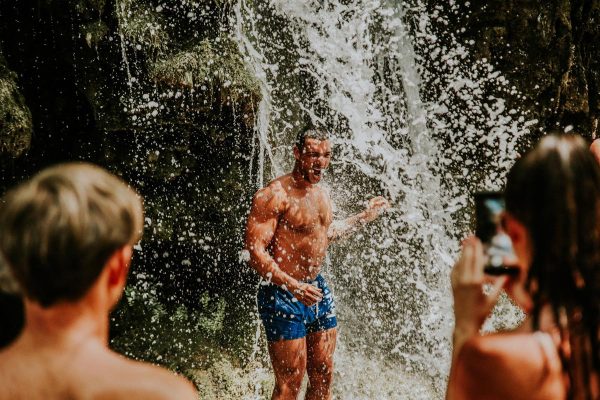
left=0, top=51, right=32, bottom=160
left=0, top=0, right=261, bottom=352
left=451, top=0, right=600, bottom=138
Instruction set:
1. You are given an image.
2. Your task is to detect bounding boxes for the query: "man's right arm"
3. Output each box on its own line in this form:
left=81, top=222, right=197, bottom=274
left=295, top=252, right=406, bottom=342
left=244, top=185, right=321, bottom=305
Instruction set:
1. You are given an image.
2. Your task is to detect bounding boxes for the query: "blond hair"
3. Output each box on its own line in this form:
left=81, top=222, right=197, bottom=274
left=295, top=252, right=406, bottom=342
left=0, top=162, right=143, bottom=307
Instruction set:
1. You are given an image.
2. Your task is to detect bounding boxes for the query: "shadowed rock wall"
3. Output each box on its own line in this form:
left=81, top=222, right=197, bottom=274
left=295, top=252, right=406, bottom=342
left=0, top=0, right=261, bottom=353
left=449, top=0, right=600, bottom=139
left=0, top=51, right=32, bottom=161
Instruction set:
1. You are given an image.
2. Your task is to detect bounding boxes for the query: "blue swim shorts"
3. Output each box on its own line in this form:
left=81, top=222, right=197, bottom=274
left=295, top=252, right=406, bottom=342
left=257, top=274, right=337, bottom=342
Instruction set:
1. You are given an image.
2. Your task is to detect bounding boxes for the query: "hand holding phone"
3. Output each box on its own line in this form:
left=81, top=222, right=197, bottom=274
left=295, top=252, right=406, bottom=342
left=474, top=192, right=520, bottom=276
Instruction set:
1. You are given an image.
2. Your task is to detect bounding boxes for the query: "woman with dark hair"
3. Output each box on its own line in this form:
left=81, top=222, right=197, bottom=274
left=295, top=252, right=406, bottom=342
left=447, top=134, right=600, bottom=400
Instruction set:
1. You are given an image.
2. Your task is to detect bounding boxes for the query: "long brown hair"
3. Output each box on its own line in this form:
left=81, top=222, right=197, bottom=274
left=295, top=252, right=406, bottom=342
left=505, top=134, right=600, bottom=399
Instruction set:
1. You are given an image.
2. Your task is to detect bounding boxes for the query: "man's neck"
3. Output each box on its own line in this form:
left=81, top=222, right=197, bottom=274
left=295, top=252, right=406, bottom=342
left=291, top=165, right=314, bottom=190
left=19, top=298, right=108, bottom=349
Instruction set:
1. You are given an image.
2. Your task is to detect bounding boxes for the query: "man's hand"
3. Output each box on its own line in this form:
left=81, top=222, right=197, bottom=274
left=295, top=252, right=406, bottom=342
left=328, top=196, right=390, bottom=242
left=362, top=196, right=390, bottom=223
left=290, top=281, right=323, bottom=306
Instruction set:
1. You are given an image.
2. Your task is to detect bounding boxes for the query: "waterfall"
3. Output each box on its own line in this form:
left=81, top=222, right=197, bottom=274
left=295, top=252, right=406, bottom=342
left=234, top=0, right=533, bottom=397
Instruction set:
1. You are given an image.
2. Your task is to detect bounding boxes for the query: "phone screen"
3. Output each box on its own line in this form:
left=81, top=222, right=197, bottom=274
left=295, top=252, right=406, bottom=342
left=474, top=192, right=520, bottom=276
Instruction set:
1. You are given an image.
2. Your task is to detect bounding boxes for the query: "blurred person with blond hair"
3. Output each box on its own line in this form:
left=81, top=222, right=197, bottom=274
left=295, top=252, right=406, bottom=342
left=0, top=163, right=197, bottom=400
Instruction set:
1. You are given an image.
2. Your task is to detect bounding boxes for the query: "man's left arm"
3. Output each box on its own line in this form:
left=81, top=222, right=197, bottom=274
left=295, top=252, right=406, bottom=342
left=328, top=196, right=390, bottom=243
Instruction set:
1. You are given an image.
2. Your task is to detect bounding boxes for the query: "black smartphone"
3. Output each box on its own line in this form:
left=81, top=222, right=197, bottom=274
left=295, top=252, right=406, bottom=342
left=474, top=191, right=520, bottom=276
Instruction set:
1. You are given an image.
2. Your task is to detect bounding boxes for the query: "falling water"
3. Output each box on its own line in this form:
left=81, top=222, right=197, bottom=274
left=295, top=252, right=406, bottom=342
left=234, top=0, right=535, bottom=398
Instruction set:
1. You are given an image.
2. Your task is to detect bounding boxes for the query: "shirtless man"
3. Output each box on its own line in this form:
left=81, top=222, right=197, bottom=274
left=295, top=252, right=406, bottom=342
left=0, top=163, right=197, bottom=400
left=245, top=127, right=389, bottom=400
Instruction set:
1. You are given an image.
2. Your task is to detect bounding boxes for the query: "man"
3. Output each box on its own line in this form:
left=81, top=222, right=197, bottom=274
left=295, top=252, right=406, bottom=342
left=245, top=127, right=389, bottom=400
left=0, top=163, right=197, bottom=400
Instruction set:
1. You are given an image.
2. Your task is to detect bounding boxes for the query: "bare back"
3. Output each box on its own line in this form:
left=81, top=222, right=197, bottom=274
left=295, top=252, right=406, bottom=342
left=0, top=337, right=197, bottom=400
left=248, top=173, right=333, bottom=281
left=449, top=332, right=567, bottom=400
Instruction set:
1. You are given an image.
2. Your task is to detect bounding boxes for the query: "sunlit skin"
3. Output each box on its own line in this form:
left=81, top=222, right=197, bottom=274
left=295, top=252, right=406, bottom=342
left=446, top=215, right=566, bottom=400
left=590, top=138, right=600, bottom=165
left=0, top=247, right=198, bottom=400
left=245, top=137, right=389, bottom=400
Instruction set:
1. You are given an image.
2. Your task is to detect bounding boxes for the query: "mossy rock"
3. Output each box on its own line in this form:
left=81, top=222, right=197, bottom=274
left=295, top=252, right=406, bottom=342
left=191, top=359, right=273, bottom=400
left=81, top=20, right=109, bottom=47
left=0, top=55, right=32, bottom=158
left=150, top=36, right=261, bottom=127
left=116, top=0, right=169, bottom=53
left=73, top=0, right=108, bottom=15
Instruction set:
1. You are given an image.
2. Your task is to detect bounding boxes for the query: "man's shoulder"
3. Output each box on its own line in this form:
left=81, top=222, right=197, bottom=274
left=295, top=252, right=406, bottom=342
left=315, top=182, right=332, bottom=198
left=86, top=354, right=197, bottom=399
left=253, top=176, right=291, bottom=206
left=0, top=346, right=197, bottom=400
left=265, top=174, right=292, bottom=193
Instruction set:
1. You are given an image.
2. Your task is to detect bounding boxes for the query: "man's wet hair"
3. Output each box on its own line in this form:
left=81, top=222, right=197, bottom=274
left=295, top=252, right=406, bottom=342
left=295, top=125, right=329, bottom=150
left=0, top=162, right=143, bottom=308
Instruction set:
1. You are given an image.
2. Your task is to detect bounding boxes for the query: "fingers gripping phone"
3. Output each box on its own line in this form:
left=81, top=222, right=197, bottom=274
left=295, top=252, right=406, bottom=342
left=474, top=192, right=520, bottom=276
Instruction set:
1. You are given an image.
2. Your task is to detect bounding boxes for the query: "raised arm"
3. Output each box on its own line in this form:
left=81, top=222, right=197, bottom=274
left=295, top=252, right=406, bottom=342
left=328, top=196, right=390, bottom=242
left=446, top=237, right=509, bottom=400
left=245, top=184, right=322, bottom=305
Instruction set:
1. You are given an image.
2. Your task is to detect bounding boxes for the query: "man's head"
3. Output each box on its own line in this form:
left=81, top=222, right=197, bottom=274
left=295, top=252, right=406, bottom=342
left=293, top=126, right=331, bottom=184
left=0, top=163, right=143, bottom=308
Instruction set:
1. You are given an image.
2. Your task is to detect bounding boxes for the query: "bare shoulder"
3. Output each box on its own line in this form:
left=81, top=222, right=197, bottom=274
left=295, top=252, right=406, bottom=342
left=461, top=332, right=546, bottom=366
left=456, top=333, right=560, bottom=399
left=82, top=352, right=197, bottom=400
left=126, top=364, right=197, bottom=400
left=316, top=183, right=332, bottom=201
left=251, top=176, right=290, bottom=212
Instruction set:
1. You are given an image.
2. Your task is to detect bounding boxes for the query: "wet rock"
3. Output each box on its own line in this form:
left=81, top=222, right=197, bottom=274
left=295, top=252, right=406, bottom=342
left=454, top=0, right=600, bottom=137
left=0, top=0, right=259, bottom=306
left=0, top=51, right=32, bottom=158
left=150, top=35, right=260, bottom=128
left=115, top=0, right=169, bottom=54
left=81, top=20, right=110, bottom=48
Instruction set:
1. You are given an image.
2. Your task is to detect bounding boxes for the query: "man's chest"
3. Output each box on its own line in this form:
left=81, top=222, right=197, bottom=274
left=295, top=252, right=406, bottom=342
left=281, top=191, right=332, bottom=232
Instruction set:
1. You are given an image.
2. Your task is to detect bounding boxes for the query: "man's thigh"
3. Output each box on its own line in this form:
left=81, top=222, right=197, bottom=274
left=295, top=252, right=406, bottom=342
left=268, top=337, right=308, bottom=378
left=306, top=327, right=337, bottom=367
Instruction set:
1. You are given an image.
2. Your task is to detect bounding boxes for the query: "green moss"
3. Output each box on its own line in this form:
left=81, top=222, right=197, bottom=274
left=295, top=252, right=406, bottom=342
left=0, top=55, right=32, bottom=158
left=74, top=0, right=107, bottom=14
left=111, top=284, right=227, bottom=373
left=81, top=20, right=109, bottom=47
left=111, top=282, right=272, bottom=398
left=116, top=0, right=169, bottom=53
left=191, top=358, right=273, bottom=399
left=149, top=35, right=261, bottom=118
left=142, top=194, right=186, bottom=242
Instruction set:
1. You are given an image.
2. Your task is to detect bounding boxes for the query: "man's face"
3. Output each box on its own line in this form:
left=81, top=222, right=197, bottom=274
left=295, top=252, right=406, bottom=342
left=294, top=138, right=332, bottom=184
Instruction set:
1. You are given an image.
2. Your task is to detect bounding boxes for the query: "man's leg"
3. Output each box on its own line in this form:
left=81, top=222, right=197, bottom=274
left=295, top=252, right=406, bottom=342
left=305, top=327, right=337, bottom=400
left=268, top=337, right=307, bottom=400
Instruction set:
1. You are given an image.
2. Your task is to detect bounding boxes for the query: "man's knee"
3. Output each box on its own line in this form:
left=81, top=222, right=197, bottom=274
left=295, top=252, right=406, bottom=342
left=273, top=365, right=304, bottom=397
left=307, top=359, right=334, bottom=385
left=276, top=364, right=304, bottom=384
